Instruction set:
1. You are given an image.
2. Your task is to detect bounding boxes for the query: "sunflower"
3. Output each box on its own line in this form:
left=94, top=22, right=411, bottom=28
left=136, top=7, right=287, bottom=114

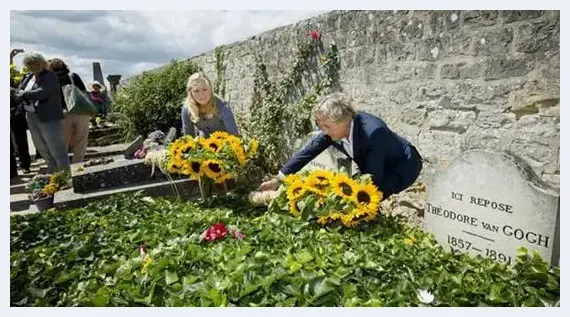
left=202, top=159, right=224, bottom=179
left=179, top=142, right=196, bottom=157
left=353, top=183, right=382, bottom=212
left=215, top=172, right=233, bottom=184
left=168, top=159, right=185, bottom=174
left=331, top=173, right=358, bottom=202
left=286, top=179, right=306, bottom=201
left=340, top=213, right=356, bottom=227
left=289, top=199, right=301, bottom=217
left=283, top=174, right=302, bottom=186
left=200, top=138, right=223, bottom=153
left=229, top=141, right=247, bottom=166
left=304, top=170, right=334, bottom=196
left=188, top=159, right=204, bottom=179
left=316, top=212, right=343, bottom=225
left=210, top=131, right=231, bottom=141
left=346, top=207, right=377, bottom=227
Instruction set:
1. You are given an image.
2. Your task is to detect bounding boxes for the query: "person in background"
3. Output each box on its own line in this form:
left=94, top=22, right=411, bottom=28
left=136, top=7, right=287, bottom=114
left=181, top=72, right=239, bottom=137
left=257, top=92, right=423, bottom=201
left=47, top=58, right=90, bottom=164
left=87, top=80, right=110, bottom=127
left=15, top=53, right=70, bottom=173
left=10, top=48, right=31, bottom=175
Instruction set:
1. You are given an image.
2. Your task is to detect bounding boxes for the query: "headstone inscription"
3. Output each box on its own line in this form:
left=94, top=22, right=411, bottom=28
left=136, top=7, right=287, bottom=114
left=296, top=131, right=353, bottom=174
left=424, top=150, right=560, bottom=266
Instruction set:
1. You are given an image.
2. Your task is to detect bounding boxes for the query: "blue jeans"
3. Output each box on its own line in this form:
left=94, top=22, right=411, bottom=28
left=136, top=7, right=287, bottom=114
left=26, top=112, right=70, bottom=174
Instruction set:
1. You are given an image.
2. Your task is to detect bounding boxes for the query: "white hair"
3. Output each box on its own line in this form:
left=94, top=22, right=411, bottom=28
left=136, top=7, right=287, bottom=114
left=22, top=53, right=47, bottom=67
left=311, top=92, right=355, bottom=122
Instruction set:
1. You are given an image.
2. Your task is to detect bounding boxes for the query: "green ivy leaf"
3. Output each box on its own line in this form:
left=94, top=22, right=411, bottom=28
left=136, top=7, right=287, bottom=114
left=165, top=270, right=179, bottom=285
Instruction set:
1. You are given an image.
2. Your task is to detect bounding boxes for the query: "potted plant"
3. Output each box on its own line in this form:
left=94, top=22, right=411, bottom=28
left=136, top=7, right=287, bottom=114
left=25, top=172, right=70, bottom=211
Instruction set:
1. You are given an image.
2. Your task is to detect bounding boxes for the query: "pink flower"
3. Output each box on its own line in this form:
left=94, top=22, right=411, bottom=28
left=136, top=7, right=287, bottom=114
left=309, top=30, right=321, bottom=41
left=228, top=225, right=246, bottom=240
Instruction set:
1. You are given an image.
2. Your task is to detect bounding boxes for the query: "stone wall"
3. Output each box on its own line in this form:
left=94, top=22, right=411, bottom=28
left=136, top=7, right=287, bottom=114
left=129, top=10, right=561, bottom=187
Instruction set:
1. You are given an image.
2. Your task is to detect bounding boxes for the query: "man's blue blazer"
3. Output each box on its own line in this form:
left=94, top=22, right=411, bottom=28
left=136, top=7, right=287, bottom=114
left=280, top=112, right=422, bottom=196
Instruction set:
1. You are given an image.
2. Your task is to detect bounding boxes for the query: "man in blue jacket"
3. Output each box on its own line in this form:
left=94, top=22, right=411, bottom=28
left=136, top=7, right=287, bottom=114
left=257, top=92, right=423, bottom=200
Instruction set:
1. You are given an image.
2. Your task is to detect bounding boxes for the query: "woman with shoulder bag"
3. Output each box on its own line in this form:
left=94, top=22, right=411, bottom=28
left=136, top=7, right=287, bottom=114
left=48, top=58, right=93, bottom=164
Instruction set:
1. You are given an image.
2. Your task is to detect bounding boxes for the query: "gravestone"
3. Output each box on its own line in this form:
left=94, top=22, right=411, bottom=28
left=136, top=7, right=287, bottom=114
left=165, top=127, right=177, bottom=143
left=424, top=150, right=560, bottom=266
left=124, top=135, right=144, bottom=159
left=295, top=132, right=353, bottom=174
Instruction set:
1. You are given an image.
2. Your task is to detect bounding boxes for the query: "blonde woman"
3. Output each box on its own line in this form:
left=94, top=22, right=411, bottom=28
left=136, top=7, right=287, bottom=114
left=181, top=72, right=239, bottom=137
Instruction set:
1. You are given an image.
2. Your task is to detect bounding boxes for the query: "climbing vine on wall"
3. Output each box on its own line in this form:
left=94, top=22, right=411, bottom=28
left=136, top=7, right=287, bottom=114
left=214, top=46, right=227, bottom=99
left=239, top=30, right=341, bottom=174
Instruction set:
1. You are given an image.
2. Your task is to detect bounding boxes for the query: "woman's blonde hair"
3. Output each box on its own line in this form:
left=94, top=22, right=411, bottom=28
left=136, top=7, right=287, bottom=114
left=184, top=72, right=218, bottom=123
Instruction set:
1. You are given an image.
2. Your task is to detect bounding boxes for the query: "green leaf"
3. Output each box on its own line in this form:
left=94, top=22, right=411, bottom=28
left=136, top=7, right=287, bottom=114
left=165, top=270, right=179, bottom=285
left=295, top=250, right=314, bottom=264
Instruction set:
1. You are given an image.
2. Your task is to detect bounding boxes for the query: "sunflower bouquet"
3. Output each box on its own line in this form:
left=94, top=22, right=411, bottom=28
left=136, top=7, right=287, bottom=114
left=269, top=169, right=383, bottom=228
left=154, top=131, right=259, bottom=199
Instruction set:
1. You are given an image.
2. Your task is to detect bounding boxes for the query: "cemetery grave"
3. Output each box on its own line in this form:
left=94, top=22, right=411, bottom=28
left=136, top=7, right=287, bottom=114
left=9, top=10, right=561, bottom=306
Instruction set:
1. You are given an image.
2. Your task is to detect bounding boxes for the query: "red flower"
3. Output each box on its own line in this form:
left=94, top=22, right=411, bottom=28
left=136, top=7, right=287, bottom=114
left=309, top=30, right=321, bottom=41
left=202, top=222, right=227, bottom=242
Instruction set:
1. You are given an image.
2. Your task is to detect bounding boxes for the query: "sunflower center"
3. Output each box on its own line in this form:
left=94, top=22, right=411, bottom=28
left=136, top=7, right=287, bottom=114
left=191, top=162, right=201, bottom=173
left=292, top=187, right=302, bottom=195
left=339, top=182, right=353, bottom=196
left=210, top=143, right=219, bottom=151
left=182, top=147, right=192, bottom=154
left=316, top=176, right=329, bottom=184
left=356, top=191, right=371, bottom=204
left=314, top=183, right=328, bottom=191
left=208, top=162, right=221, bottom=173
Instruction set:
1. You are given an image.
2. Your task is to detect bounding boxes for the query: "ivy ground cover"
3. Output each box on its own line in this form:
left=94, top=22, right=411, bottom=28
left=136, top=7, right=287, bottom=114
left=10, top=193, right=560, bottom=307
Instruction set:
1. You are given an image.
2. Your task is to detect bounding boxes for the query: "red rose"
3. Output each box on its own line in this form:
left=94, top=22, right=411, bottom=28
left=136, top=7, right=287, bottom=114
left=309, top=30, right=320, bottom=40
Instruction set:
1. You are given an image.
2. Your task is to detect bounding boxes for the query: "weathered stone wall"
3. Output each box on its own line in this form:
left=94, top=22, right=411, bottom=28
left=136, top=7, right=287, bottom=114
left=130, top=10, right=561, bottom=187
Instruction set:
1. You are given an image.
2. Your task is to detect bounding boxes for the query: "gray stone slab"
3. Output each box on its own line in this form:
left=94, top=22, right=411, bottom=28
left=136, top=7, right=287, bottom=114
left=54, top=178, right=200, bottom=210
left=71, top=155, right=184, bottom=193
left=165, top=127, right=177, bottom=143
left=83, top=142, right=131, bottom=160
left=124, top=135, right=144, bottom=159
left=88, top=125, right=121, bottom=140
left=424, top=150, right=560, bottom=266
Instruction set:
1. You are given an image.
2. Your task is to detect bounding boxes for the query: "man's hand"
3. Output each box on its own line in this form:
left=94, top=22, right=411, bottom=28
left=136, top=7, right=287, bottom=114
left=256, top=178, right=281, bottom=192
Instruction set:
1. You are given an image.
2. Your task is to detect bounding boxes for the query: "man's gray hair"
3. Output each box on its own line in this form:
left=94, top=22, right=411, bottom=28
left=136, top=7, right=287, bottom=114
left=311, top=92, right=355, bottom=122
left=22, top=53, right=47, bottom=67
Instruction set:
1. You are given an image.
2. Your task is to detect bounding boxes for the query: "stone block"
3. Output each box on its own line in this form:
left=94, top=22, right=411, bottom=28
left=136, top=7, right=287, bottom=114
left=483, top=57, right=534, bottom=81
left=473, top=27, right=513, bottom=56
left=427, top=10, right=461, bottom=34
left=515, top=20, right=559, bottom=54
left=386, top=42, right=416, bottom=61
left=424, top=150, right=560, bottom=266
left=502, top=10, right=545, bottom=23
left=427, top=109, right=477, bottom=134
left=440, top=63, right=482, bottom=80
left=462, top=10, right=499, bottom=28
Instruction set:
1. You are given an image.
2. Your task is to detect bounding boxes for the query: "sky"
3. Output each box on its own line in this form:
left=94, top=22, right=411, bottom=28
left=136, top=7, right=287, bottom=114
left=9, top=10, right=328, bottom=87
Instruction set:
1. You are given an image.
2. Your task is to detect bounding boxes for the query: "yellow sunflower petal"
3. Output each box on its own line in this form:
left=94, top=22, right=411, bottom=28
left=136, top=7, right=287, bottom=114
left=286, top=180, right=306, bottom=201
left=201, top=159, right=224, bottom=179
